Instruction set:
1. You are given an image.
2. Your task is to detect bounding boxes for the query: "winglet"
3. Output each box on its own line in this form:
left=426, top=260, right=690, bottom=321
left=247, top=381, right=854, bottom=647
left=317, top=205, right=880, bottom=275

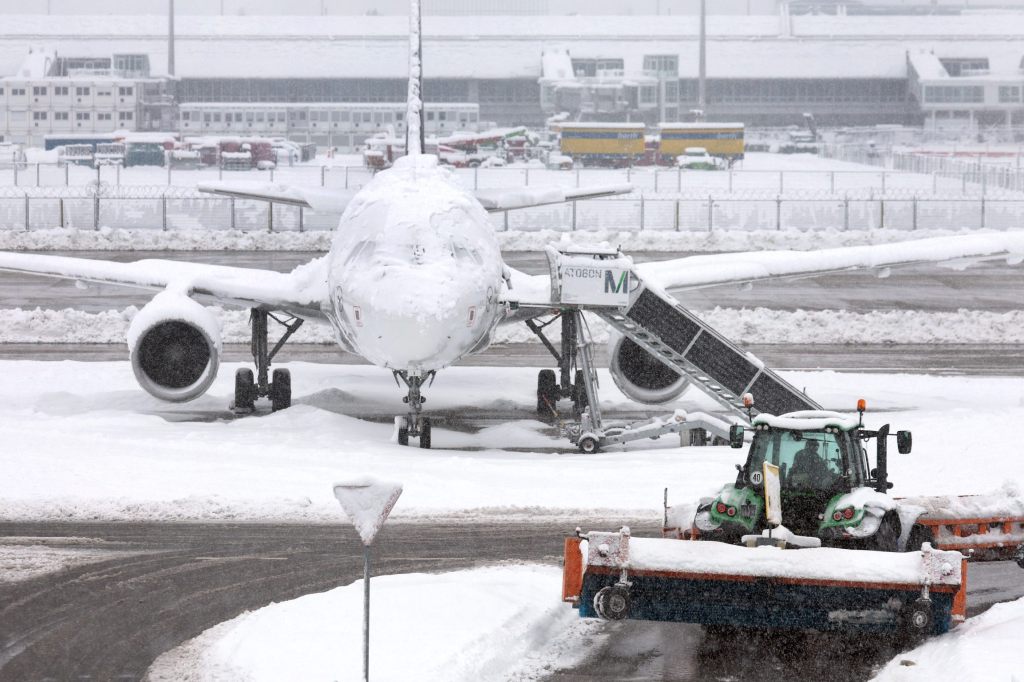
left=405, top=0, right=425, bottom=156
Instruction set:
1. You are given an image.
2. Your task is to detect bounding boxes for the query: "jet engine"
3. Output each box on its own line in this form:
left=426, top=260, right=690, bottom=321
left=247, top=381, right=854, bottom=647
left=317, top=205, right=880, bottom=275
left=127, top=291, right=221, bottom=402
left=608, top=332, right=689, bottom=405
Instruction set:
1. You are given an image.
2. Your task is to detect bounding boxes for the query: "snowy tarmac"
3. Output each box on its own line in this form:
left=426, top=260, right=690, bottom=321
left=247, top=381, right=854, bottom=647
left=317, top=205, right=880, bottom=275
left=1, top=520, right=1019, bottom=682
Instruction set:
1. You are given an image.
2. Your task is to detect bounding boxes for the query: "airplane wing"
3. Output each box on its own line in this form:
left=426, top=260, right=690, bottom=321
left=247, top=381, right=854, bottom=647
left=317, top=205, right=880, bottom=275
left=501, top=232, right=1024, bottom=316
left=197, top=181, right=356, bottom=214
left=473, top=184, right=633, bottom=212
left=634, top=233, right=1024, bottom=291
left=198, top=181, right=633, bottom=215
left=0, top=252, right=329, bottom=319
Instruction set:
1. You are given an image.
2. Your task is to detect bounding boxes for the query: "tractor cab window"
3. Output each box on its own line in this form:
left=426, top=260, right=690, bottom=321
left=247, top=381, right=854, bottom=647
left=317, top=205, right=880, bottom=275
left=749, top=429, right=844, bottom=490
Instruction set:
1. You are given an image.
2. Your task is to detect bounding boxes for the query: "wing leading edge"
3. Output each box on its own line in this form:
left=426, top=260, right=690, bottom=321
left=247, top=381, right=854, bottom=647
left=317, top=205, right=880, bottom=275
left=635, top=233, right=1024, bottom=292
left=0, top=251, right=329, bottom=319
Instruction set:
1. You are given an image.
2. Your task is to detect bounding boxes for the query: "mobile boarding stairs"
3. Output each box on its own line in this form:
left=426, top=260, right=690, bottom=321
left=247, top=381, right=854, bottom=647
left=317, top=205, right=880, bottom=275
left=514, top=245, right=820, bottom=453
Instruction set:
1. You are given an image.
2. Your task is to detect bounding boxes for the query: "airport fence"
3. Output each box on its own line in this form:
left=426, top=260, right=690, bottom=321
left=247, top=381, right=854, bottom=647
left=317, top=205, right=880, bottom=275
left=0, top=185, right=1019, bottom=233
left=0, top=161, right=1019, bottom=198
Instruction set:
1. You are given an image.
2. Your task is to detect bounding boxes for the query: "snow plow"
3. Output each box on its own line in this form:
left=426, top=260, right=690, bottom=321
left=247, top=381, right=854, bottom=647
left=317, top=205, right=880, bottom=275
left=563, top=404, right=1023, bottom=639
left=562, top=528, right=966, bottom=640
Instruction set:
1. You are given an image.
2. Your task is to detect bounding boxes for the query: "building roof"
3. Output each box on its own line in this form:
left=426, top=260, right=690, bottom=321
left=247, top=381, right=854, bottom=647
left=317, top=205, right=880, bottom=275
left=0, top=14, right=1022, bottom=81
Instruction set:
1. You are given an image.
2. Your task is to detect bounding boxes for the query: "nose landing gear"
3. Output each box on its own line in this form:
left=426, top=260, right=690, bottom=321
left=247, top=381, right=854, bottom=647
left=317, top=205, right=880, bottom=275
left=394, top=370, right=435, bottom=449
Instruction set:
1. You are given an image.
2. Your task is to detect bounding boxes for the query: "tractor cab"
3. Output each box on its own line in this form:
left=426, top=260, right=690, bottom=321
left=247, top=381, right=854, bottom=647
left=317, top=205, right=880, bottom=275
left=697, top=403, right=913, bottom=545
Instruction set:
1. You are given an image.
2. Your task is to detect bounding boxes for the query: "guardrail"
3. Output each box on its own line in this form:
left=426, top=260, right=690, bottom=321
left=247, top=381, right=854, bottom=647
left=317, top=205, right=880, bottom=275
left=0, top=161, right=1018, bottom=198
left=0, top=189, right=1019, bottom=233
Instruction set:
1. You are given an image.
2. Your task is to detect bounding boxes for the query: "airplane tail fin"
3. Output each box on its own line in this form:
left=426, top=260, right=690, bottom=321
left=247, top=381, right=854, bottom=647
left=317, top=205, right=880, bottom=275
left=405, top=0, right=425, bottom=155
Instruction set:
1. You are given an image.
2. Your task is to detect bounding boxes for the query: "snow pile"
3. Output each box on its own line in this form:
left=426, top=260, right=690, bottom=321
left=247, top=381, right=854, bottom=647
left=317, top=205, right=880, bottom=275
left=622, top=536, right=961, bottom=585
left=901, top=481, right=1024, bottom=519
left=0, top=227, right=1003, bottom=253
left=147, top=565, right=597, bottom=682
left=4, top=306, right=1024, bottom=345
left=872, top=597, right=1024, bottom=681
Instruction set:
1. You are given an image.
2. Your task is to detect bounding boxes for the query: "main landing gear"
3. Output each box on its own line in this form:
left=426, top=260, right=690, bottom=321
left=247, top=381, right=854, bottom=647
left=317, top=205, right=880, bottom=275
left=528, top=312, right=589, bottom=418
left=394, top=370, right=435, bottom=449
left=233, top=308, right=303, bottom=413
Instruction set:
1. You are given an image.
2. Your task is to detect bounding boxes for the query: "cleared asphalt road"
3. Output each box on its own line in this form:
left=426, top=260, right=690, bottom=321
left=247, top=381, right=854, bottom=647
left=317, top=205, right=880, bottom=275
left=1, top=522, right=1020, bottom=682
left=1, top=250, right=1023, bottom=313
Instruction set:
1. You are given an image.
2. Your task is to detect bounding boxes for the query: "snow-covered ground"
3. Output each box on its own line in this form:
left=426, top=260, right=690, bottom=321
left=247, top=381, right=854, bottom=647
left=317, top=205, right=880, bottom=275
left=872, top=597, right=1024, bottom=682
left=4, top=306, right=1023, bottom=345
left=0, top=360, right=1021, bottom=522
left=148, top=569, right=1024, bottom=682
left=148, top=565, right=597, bottom=682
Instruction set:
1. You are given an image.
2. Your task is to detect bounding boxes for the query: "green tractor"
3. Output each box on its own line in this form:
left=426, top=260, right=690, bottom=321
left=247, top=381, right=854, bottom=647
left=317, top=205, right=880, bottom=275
left=690, top=407, right=933, bottom=552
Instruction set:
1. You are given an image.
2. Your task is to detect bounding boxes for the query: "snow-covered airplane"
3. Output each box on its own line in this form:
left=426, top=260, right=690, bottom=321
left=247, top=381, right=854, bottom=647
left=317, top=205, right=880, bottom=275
left=0, top=1, right=1022, bottom=449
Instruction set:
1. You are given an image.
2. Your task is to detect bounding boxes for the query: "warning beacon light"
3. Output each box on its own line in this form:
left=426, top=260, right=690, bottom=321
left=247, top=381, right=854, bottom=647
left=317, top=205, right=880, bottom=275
left=857, top=398, right=866, bottom=426
left=742, top=393, right=754, bottom=408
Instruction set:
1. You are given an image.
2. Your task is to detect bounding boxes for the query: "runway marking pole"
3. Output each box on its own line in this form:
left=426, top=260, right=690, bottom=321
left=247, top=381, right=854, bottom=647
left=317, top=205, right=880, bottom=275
left=334, top=478, right=403, bottom=682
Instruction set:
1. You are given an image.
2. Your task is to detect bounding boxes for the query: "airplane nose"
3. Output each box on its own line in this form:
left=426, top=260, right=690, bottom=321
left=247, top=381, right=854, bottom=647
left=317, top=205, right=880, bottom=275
left=348, top=286, right=490, bottom=371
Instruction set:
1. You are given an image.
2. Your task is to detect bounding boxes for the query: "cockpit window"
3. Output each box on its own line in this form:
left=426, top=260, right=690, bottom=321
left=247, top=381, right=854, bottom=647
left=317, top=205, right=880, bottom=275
left=344, top=240, right=377, bottom=266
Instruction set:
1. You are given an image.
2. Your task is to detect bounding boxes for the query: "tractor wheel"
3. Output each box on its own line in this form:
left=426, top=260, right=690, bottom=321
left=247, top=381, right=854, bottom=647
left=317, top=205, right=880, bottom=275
left=419, top=418, right=432, bottom=449
left=593, top=585, right=630, bottom=621
left=578, top=436, right=600, bottom=454
left=537, top=369, right=557, bottom=415
left=905, top=524, right=935, bottom=552
left=1014, top=543, right=1024, bottom=570
left=867, top=513, right=900, bottom=552
left=233, top=368, right=256, bottom=411
left=269, top=368, right=291, bottom=411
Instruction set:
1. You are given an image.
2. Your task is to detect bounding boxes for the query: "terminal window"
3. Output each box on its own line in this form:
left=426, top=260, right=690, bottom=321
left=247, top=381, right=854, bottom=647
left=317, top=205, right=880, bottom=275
left=998, top=86, right=1021, bottom=103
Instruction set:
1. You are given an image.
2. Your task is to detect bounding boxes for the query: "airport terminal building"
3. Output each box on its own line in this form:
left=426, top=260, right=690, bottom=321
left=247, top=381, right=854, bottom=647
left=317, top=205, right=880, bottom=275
left=0, top=12, right=1021, bottom=148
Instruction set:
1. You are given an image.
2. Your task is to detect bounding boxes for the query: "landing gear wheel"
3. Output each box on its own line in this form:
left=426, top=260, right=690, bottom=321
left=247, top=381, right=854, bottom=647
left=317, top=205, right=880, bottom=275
left=397, top=417, right=409, bottom=446
left=537, top=369, right=557, bottom=415
left=593, top=585, right=630, bottom=621
left=269, top=368, right=291, bottom=411
left=578, top=436, right=600, bottom=454
left=419, top=418, right=432, bottom=449
left=571, top=369, right=588, bottom=413
left=234, top=368, right=256, bottom=411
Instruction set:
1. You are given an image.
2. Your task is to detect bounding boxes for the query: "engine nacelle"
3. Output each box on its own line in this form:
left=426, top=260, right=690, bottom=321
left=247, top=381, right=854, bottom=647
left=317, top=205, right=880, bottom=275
left=127, top=291, right=221, bottom=403
left=608, top=332, right=690, bottom=405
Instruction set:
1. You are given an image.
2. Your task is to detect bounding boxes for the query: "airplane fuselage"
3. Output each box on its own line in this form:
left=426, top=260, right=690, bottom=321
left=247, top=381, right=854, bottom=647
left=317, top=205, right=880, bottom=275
left=325, top=155, right=506, bottom=373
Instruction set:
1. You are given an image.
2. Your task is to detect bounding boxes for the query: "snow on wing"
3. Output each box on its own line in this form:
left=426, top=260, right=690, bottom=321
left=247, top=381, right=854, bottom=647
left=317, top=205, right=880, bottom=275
left=474, top=184, right=633, bottom=212
left=0, top=251, right=329, bottom=318
left=635, top=232, right=1024, bottom=291
left=196, top=181, right=356, bottom=214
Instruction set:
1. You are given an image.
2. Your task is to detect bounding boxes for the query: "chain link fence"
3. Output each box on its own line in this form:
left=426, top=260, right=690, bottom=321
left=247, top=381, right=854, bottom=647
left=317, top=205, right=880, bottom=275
left=1, top=161, right=1020, bottom=198
left=0, top=186, right=1019, bottom=233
